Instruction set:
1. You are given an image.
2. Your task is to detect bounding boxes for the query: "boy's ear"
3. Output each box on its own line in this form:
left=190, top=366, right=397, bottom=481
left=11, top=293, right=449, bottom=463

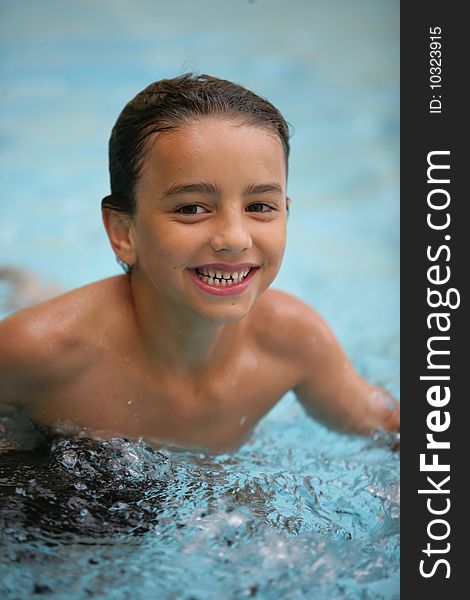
left=286, top=196, right=293, bottom=216
left=101, top=208, right=137, bottom=267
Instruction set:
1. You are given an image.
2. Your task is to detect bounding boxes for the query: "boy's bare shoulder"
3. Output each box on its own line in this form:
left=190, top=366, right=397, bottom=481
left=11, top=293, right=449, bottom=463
left=250, top=288, right=334, bottom=361
left=1, top=275, right=125, bottom=344
left=0, top=276, right=129, bottom=406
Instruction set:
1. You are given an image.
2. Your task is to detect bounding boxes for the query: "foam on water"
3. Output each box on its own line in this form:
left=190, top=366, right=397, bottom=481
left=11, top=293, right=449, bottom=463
left=0, top=398, right=399, bottom=600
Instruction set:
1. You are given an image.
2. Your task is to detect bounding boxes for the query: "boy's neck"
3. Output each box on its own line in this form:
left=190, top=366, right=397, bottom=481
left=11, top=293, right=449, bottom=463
left=128, top=272, right=240, bottom=378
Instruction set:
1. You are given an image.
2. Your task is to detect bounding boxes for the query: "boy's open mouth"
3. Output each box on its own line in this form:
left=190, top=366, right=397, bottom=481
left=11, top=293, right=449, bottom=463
left=194, top=266, right=253, bottom=287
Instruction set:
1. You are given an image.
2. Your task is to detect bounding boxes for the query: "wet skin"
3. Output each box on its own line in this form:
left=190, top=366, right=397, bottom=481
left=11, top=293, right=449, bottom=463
left=0, top=119, right=399, bottom=454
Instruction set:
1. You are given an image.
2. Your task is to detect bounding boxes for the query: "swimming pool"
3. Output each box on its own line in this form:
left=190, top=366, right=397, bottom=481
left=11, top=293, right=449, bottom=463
left=0, top=1, right=399, bottom=598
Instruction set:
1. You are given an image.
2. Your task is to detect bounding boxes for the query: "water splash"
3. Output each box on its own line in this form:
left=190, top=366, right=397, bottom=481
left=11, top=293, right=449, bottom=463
left=0, top=397, right=399, bottom=599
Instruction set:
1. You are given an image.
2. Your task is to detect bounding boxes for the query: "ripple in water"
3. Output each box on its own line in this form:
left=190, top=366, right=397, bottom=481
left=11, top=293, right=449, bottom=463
left=0, top=404, right=399, bottom=600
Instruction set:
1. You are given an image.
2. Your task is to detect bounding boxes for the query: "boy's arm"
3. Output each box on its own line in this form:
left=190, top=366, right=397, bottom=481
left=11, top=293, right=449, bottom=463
left=273, top=292, right=400, bottom=434
left=0, top=309, right=54, bottom=413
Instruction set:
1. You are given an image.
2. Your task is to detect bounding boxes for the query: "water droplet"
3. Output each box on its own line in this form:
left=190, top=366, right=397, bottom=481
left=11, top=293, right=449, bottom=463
left=61, top=451, right=78, bottom=469
left=110, top=501, right=129, bottom=512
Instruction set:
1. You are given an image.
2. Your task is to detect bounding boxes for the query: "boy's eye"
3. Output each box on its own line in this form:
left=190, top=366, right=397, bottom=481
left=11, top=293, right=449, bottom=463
left=246, top=203, right=275, bottom=213
left=175, top=204, right=205, bottom=215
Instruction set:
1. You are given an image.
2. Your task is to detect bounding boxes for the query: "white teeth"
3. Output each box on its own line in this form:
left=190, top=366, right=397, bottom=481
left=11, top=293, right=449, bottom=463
left=195, top=267, right=254, bottom=286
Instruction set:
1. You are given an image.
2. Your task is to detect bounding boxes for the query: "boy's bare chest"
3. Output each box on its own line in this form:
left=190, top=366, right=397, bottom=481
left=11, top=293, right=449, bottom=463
left=31, top=346, right=296, bottom=453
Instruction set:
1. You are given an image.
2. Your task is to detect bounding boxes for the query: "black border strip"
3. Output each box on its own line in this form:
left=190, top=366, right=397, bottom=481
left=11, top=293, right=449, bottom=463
left=401, top=2, right=465, bottom=595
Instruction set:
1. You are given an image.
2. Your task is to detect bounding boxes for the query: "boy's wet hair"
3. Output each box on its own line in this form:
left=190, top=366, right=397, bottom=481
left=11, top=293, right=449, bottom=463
left=102, top=73, right=291, bottom=216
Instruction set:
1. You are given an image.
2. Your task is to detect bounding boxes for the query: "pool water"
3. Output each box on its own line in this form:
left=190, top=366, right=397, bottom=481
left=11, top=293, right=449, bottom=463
left=0, top=1, right=399, bottom=598
left=0, top=408, right=399, bottom=600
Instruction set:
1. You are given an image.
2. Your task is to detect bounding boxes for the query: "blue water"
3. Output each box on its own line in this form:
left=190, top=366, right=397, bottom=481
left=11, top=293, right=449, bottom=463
left=1, top=414, right=399, bottom=600
left=0, top=1, right=399, bottom=598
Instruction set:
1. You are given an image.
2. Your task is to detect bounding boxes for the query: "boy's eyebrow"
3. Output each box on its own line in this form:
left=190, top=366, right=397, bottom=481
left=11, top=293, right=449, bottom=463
left=243, top=182, right=284, bottom=196
left=161, top=181, right=283, bottom=199
left=161, top=182, right=219, bottom=198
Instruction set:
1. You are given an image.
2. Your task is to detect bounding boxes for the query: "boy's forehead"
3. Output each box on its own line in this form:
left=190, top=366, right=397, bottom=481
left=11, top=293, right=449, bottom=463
left=139, top=119, right=286, bottom=190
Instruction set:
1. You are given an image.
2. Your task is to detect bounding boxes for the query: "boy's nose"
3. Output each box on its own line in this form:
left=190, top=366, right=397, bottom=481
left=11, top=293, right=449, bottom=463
left=210, top=212, right=252, bottom=253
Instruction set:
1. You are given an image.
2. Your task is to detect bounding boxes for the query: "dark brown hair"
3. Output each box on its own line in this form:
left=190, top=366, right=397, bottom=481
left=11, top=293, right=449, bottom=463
left=101, top=73, right=291, bottom=215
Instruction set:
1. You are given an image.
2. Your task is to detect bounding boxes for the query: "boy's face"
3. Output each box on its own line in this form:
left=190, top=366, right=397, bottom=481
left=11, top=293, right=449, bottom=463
left=129, top=117, right=287, bottom=323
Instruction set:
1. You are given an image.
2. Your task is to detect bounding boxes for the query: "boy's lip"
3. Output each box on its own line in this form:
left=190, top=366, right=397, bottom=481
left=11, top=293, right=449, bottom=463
left=187, top=263, right=259, bottom=296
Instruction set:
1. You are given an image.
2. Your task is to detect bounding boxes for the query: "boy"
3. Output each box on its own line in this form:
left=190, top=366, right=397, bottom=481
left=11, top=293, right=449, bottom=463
left=0, top=74, right=399, bottom=454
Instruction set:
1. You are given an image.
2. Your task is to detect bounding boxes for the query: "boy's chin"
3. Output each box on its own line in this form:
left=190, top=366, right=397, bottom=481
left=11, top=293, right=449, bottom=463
left=191, top=301, right=253, bottom=325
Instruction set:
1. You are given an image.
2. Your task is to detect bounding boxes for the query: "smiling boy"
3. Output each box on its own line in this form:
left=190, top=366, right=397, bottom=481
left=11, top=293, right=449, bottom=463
left=0, top=74, right=399, bottom=454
